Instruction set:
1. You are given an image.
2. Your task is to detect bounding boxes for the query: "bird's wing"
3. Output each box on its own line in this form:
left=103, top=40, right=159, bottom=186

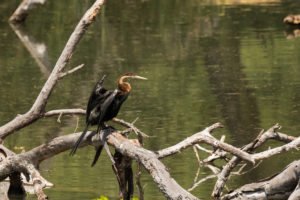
left=98, top=89, right=118, bottom=123
left=91, top=90, right=118, bottom=166
left=86, top=75, right=108, bottom=123
left=94, top=74, right=107, bottom=94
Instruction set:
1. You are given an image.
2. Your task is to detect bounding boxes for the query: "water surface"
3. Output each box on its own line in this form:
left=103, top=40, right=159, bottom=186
left=1, top=0, right=300, bottom=199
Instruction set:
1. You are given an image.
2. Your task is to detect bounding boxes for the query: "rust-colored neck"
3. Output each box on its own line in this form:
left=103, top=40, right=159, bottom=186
left=118, top=76, right=131, bottom=94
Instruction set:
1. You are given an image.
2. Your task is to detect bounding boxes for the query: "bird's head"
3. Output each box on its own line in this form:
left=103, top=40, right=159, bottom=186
left=118, top=73, right=147, bottom=93
left=120, top=73, right=147, bottom=80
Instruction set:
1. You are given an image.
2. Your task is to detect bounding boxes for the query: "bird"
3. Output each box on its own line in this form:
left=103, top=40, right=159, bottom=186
left=69, top=73, right=147, bottom=166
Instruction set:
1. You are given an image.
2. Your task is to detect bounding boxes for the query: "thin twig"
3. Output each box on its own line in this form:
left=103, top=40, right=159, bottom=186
left=193, top=145, right=202, bottom=165
left=58, top=64, right=85, bottom=79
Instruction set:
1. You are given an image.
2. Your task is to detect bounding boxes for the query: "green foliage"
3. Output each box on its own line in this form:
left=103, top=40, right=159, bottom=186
left=92, top=195, right=109, bottom=200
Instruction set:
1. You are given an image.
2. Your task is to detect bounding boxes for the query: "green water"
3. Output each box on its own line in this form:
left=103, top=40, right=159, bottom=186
left=1, top=0, right=300, bottom=199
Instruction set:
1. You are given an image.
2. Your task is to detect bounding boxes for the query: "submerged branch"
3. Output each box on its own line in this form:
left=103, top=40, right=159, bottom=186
left=9, top=0, right=47, bottom=23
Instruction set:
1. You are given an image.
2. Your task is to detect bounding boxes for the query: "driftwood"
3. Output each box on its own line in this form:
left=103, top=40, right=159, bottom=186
left=221, top=160, right=300, bottom=200
left=4, top=1, right=300, bottom=200
left=212, top=124, right=295, bottom=198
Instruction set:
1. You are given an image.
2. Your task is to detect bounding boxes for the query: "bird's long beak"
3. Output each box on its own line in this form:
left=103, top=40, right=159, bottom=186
left=134, top=75, right=147, bottom=80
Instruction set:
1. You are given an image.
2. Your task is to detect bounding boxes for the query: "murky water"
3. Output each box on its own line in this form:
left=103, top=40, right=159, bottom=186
left=1, top=0, right=300, bottom=199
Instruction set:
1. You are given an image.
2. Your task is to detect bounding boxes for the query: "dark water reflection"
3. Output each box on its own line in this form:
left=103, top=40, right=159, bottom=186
left=1, top=0, right=300, bottom=199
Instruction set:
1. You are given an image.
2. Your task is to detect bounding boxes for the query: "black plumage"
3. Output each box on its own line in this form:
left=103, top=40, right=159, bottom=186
left=70, top=73, right=147, bottom=166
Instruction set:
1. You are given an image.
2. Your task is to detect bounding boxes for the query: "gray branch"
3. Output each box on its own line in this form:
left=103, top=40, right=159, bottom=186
left=221, top=160, right=300, bottom=200
left=212, top=124, right=295, bottom=198
left=0, top=128, right=200, bottom=200
left=0, top=0, right=106, bottom=139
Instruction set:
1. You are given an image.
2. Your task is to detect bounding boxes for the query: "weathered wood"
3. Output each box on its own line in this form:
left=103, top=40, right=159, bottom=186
left=212, top=124, right=294, bottom=198
left=221, top=160, right=300, bottom=200
left=107, top=131, right=200, bottom=200
left=0, top=127, right=200, bottom=200
left=0, top=144, right=53, bottom=199
left=0, top=0, right=106, bottom=139
left=288, top=179, right=300, bottom=200
left=156, top=123, right=255, bottom=164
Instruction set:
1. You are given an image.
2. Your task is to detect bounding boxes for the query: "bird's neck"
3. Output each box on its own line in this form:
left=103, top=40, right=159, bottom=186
left=118, top=77, right=131, bottom=95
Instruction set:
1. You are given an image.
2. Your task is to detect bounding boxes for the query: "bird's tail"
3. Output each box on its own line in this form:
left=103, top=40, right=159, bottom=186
left=91, top=145, right=104, bottom=167
left=70, top=124, right=90, bottom=156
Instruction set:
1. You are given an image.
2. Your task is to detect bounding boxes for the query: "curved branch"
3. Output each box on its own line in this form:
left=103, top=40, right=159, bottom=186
left=0, top=128, right=199, bottom=200
left=156, top=123, right=256, bottom=164
left=106, top=131, right=200, bottom=200
left=156, top=123, right=223, bottom=158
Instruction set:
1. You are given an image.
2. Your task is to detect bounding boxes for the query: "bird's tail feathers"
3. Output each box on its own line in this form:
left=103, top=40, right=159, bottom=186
left=91, top=145, right=104, bottom=167
left=70, top=124, right=90, bottom=156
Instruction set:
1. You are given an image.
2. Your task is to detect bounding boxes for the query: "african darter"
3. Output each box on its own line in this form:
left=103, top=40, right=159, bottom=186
left=70, top=73, right=147, bottom=166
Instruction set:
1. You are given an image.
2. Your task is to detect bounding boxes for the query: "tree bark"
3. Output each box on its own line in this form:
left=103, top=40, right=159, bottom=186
left=221, top=160, right=300, bottom=200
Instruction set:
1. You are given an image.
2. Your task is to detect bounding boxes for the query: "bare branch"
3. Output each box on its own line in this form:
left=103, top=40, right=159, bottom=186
left=156, top=123, right=255, bottom=164
left=0, top=145, right=53, bottom=199
left=194, top=144, right=212, bottom=154
left=0, top=0, right=105, bottom=139
left=0, top=128, right=199, bottom=200
left=43, top=109, right=86, bottom=117
left=112, top=118, right=150, bottom=138
left=156, top=123, right=222, bottom=158
left=188, top=174, right=217, bottom=192
left=212, top=124, right=294, bottom=198
left=193, top=145, right=202, bottom=165
left=58, top=64, right=85, bottom=79
left=221, top=160, right=300, bottom=200
left=106, top=131, right=200, bottom=200
left=252, top=136, right=300, bottom=161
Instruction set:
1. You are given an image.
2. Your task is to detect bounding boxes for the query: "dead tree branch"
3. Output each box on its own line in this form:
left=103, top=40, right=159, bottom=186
left=43, top=108, right=86, bottom=117
left=156, top=123, right=256, bottom=164
left=106, top=130, right=200, bottom=200
left=0, top=144, right=53, bottom=200
left=0, top=127, right=200, bottom=200
left=212, top=124, right=295, bottom=198
left=221, top=160, right=300, bottom=200
left=0, top=0, right=105, bottom=139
